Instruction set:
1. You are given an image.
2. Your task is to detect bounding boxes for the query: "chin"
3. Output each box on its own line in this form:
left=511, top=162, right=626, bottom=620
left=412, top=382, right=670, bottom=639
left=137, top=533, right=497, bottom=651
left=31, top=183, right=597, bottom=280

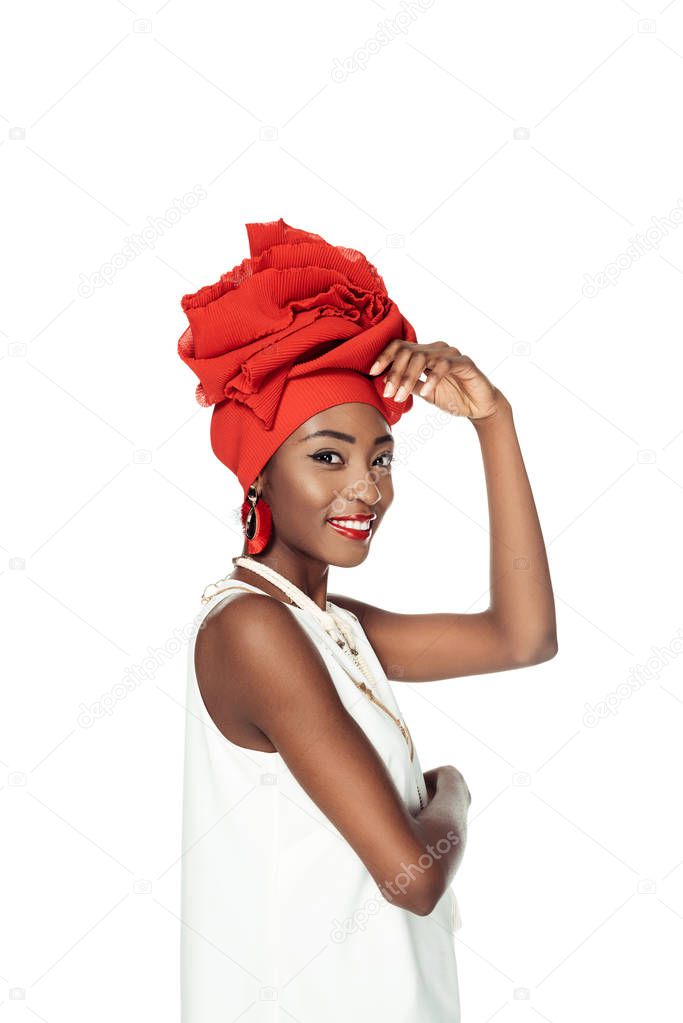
left=327, top=546, right=371, bottom=569
left=323, top=531, right=375, bottom=567
left=311, top=516, right=381, bottom=566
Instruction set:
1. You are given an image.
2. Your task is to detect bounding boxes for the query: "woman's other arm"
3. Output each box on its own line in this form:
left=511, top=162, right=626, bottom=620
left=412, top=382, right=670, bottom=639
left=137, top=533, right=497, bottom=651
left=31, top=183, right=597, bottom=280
left=196, top=592, right=469, bottom=915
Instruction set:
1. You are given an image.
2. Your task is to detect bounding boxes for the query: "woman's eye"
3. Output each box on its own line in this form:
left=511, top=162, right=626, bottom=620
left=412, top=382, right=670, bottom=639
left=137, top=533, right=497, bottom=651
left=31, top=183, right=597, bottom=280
left=310, top=450, right=393, bottom=467
left=311, top=451, right=343, bottom=465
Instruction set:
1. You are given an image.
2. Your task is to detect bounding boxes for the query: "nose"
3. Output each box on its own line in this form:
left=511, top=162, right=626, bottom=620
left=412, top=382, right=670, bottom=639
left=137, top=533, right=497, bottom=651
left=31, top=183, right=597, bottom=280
left=341, top=476, right=382, bottom=506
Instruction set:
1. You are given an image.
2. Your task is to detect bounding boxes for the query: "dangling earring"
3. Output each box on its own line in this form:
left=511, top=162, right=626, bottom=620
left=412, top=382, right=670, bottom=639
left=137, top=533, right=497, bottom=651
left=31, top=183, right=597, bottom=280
left=240, top=484, right=272, bottom=554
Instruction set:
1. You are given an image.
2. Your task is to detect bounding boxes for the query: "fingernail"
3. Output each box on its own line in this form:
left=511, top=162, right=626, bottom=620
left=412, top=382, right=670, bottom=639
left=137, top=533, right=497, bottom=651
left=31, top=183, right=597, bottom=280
left=395, top=385, right=408, bottom=402
left=369, top=361, right=381, bottom=375
left=383, top=380, right=395, bottom=398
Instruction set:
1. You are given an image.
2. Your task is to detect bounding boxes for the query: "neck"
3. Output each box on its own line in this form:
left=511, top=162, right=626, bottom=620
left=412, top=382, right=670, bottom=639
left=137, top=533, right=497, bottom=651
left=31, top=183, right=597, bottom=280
left=234, top=545, right=330, bottom=612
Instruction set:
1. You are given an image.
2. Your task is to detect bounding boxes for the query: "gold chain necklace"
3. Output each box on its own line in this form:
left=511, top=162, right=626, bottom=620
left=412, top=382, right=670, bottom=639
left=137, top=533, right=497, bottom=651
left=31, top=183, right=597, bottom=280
left=334, top=632, right=417, bottom=764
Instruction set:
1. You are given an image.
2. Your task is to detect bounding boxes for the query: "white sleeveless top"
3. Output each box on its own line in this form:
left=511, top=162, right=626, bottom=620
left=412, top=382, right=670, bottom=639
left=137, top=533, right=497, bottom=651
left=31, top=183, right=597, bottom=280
left=181, top=577, right=463, bottom=1022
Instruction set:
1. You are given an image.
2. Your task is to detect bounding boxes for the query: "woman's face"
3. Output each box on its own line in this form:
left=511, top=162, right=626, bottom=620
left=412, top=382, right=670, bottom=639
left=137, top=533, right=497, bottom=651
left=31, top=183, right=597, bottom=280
left=259, top=402, right=395, bottom=567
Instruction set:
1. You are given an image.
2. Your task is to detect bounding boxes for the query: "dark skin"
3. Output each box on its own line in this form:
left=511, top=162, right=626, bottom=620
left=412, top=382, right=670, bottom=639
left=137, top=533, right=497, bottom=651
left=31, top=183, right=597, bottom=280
left=195, top=340, right=557, bottom=916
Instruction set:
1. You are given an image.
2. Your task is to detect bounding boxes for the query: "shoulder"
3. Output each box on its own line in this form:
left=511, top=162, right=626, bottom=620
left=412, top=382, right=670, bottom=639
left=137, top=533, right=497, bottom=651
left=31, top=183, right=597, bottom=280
left=196, top=589, right=333, bottom=721
left=199, top=589, right=307, bottom=654
left=198, top=589, right=339, bottom=692
left=198, top=591, right=359, bottom=741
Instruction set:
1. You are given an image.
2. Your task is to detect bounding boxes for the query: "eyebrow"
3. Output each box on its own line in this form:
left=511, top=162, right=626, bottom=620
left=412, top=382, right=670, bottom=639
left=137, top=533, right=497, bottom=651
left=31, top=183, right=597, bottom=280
left=297, top=429, right=394, bottom=446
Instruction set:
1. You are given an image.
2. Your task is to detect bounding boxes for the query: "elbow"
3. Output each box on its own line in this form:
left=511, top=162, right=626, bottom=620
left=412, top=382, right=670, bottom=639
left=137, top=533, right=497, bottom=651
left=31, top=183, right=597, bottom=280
left=412, top=867, right=450, bottom=916
left=534, top=635, right=559, bottom=664
left=511, top=636, right=558, bottom=667
left=408, top=881, right=439, bottom=917
left=380, top=869, right=439, bottom=917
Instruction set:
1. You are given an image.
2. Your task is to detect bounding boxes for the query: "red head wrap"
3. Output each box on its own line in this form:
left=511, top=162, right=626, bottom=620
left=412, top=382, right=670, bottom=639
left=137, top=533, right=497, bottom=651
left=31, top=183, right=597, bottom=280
left=177, top=218, right=417, bottom=496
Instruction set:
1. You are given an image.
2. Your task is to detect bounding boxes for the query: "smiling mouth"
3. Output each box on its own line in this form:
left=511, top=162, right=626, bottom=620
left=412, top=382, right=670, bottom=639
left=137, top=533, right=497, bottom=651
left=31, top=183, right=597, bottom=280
left=326, top=516, right=376, bottom=541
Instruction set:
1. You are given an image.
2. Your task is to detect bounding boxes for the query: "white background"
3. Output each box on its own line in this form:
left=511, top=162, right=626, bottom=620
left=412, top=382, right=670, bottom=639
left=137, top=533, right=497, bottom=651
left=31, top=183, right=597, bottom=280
left=2, top=0, right=683, bottom=1020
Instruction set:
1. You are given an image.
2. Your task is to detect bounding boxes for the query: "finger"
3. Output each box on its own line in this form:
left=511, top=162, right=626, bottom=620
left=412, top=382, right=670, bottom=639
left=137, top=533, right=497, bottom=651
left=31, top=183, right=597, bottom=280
left=393, top=352, right=430, bottom=402
left=369, top=340, right=450, bottom=375
left=382, top=346, right=419, bottom=398
left=414, top=357, right=452, bottom=400
left=395, top=347, right=454, bottom=402
left=368, top=339, right=404, bottom=376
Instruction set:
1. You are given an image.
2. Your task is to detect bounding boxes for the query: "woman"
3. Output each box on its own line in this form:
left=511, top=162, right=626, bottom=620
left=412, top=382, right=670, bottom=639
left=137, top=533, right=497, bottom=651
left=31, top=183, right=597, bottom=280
left=177, top=218, right=557, bottom=1022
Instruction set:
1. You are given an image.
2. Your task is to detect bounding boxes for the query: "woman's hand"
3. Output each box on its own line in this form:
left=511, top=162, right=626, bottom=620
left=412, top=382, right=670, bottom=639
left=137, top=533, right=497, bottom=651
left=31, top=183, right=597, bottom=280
left=369, top=340, right=505, bottom=421
left=423, top=767, right=439, bottom=802
left=423, top=765, right=472, bottom=806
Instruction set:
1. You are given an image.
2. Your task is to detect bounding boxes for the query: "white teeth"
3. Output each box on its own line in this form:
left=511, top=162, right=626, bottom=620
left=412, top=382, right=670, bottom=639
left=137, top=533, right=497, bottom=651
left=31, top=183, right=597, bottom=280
left=328, top=519, right=372, bottom=531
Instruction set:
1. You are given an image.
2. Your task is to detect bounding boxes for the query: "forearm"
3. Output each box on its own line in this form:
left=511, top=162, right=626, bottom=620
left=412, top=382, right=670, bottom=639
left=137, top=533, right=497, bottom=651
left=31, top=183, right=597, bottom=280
left=472, top=395, right=557, bottom=658
left=413, top=771, right=469, bottom=896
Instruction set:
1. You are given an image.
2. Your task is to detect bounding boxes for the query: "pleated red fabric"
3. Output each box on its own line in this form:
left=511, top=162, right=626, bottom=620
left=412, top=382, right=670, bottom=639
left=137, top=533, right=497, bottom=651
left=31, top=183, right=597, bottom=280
left=177, top=218, right=417, bottom=495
